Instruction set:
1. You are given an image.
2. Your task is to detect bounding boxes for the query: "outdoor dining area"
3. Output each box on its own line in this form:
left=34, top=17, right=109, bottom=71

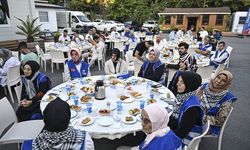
left=0, top=26, right=241, bottom=150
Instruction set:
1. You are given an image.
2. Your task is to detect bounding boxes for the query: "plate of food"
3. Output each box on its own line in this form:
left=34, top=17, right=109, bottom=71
left=70, top=110, right=77, bottom=118
left=99, top=102, right=116, bottom=111
left=99, top=109, right=111, bottom=116
left=120, top=95, right=133, bottom=103
left=84, top=78, right=92, bottom=83
left=130, top=91, right=143, bottom=99
left=68, top=92, right=76, bottom=97
left=109, top=79, right=123, bottom=85
left=129, top=108, right=141, bottom=116
left=70, top=105, right=82, bottom=112
left=79, top=116, right=94, bottom=126
left=98, top=116, right=113, bottom=127
left=81, top=86, right=94, bottom=95
left=147, top=98, right=157, bottom=104
left=122, top=116, right=137, bottom=124
left=43, top=93, right=57, bottom=102
left=80, top=95, right=92, bottom=104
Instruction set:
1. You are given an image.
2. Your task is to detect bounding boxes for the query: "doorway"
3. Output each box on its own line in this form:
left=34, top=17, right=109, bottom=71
left=187, top=17, right=197, bottom=31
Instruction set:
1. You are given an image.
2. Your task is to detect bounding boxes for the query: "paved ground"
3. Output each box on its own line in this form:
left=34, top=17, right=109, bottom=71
left=1, top=36, right=250, bottom=150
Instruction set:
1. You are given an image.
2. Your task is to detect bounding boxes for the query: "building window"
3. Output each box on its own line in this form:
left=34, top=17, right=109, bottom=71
left=39, top=11, right=49, bottom=22
left=177, top=15, right=183, bottom=24
left=216, top=14, right=224, bottom=25
left=238, top=17, right=246, bottom=24
left=0, top=2, right=8, bottom=25
left=202, top=14, right=209, bottom=25
left=165, top=15, right=171, bottom=24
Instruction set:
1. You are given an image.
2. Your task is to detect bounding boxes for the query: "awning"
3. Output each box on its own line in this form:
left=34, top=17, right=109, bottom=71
left=186, top=14, right=200, bottom=17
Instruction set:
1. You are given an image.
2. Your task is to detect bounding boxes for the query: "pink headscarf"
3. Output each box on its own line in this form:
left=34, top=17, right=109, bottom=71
left=143, top=103, right=170, bottom=147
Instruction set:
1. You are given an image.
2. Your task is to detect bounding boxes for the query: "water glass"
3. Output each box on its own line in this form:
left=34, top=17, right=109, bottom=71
left=74, top=96, right=79, bottom=106
left=66, top=85, right=71, bottom=93
left=116, top=101, right=123, bottom=114
left=87, top=103, right=92, bottom=113
left=146, top=81, right=153, bottom=91
left=140, top=100, right=145, bottom=109
left=131, top=78, right=137, bottom=86
left=149, top=93, right=154, bottom=99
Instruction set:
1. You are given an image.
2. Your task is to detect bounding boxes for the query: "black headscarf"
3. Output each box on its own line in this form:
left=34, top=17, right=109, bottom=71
left=179, top=71, right=202, bottom=94
left=23, top=60, right=40, bottom=79
left=43, top=98, right=71, bottom=132
left=112, top=48, right=120, bottom=61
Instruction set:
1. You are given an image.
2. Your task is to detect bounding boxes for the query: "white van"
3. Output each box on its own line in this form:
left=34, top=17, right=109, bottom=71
left=56, top=11, right=93, bottom=33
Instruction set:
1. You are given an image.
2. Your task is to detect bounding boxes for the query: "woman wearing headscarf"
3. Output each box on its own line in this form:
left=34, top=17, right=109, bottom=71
left=138, top=48, right=165, bottom=82
left=139, top=103, right=182, bottom=150
left=168, top=71, right=203, bottom=146
left=16, top=60, right=51, bottom=122
left=104, top=48, right=128, bottom=75
left=0, top=48, right=20, bottom=97
left=64, top=48, right=90, bottom=81
left=196, top=70, right=237, bottom=135
left=22, top=98, right=94, bottom=150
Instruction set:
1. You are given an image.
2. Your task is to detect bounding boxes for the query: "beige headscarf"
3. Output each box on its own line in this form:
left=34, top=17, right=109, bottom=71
left=143, top=103, right=170, bottom=147
left=209, top=70, right=233, bottom=93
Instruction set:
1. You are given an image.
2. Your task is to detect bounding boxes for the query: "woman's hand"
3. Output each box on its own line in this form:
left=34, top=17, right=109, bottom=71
left=20, top=99, right=32, bottom=107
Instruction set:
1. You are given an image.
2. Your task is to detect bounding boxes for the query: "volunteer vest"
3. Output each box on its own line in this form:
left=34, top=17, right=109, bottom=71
left=67, top=60, right=89, bottom=79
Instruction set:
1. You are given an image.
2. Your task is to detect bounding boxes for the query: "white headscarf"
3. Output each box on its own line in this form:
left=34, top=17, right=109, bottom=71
left=143, top=103, right=170, bottom=147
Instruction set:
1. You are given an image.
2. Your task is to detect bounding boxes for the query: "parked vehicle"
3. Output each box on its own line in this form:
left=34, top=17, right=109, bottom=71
left=124, top=21, right=141, bottom=31
left=143, top=20, right=158, bottom=29
left=92, top=19, right=104, bottom=27
left=56, top=11, right=93, bottom=33
left=96, top=20, right=125, bottom=32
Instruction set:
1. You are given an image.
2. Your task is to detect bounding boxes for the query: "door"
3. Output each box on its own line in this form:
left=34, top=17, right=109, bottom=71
left=187, top=17, right=197, bottom=31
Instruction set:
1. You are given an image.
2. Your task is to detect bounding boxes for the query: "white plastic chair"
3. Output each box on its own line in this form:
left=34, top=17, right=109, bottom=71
left=35, top=45, right=51, bottom=72
left=225, top=46, right=233, bottom=68
left=203, top=107, right=234, bottom=150
left=185, top=120, right=210, bottom=150
left=145, top=35, right=153, bottom=41
left=133, top=57, right=143, bottom=77
left=196, top=66, right=214, bottom=83
left=114, top=41, right=125, bottom=58
left=125, top=50, right=135, bottom=74
left=50, top=50, right=66, bottom=73
left=5, top=65, right=21, bottom=103
left=97, top=47, right=105, bottom=71
left=14, top=84, right=22, bottom=103
left=11, top=51, right=19, bottom=60
left=44, top=41, right=55, bottom=53
left=0, top=97, right=44, bottom=145
left=211, top=63, right=226, bottom=79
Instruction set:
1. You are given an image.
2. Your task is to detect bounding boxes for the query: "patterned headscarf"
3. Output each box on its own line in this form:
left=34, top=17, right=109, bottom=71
left=210, top=70, right=233, bottom=93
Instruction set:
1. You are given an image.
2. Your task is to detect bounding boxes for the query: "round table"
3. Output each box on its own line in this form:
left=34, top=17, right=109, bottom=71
left=40, top=75, right=175, bottom=140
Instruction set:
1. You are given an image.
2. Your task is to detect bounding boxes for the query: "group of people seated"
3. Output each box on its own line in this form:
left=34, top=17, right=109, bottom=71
left=0, top=27, right=236, bottom=150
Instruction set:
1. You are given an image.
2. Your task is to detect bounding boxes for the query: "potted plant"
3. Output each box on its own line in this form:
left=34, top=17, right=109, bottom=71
left=53, top=31, right=61, bottom=43
left=16, top=15, right=42, bottom=42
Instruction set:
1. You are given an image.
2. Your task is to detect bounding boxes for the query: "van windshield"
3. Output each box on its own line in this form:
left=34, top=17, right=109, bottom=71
left=77, top=15, right=90, bottom=22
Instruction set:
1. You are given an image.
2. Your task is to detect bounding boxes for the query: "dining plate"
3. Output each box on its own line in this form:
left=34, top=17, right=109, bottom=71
left=121, top=97, right=134, bottom=103
left=122, top=116, right=137, bottom=124
left=71, top=110, right=77, bottom=118
left=98, top=116, right=113, bottom=127
left=79, top=116, right=94, bottom=126
left=43, top=94, right=57, bottom=102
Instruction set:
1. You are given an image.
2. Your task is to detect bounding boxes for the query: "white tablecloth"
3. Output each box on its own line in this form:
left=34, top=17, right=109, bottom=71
left=40, top=76, right=175, bottom=140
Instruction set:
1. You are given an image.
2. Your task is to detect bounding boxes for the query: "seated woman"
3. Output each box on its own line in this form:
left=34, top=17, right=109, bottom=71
left=197, top=70, right=237, bottom=135
left=22, top=98, right=94, bottom=150
left=64, top=48, right=90, bottom=81
left=104, top=48, right=128, bottom=75
left=0, top=48, right=20, bottom=98
left=138, top=49, right=165, bottom=82
left=168, top=71, right=203, bottom=146
left=16, top=61, right=51, bottom=122
left=139, top=103, right=182, bottom=150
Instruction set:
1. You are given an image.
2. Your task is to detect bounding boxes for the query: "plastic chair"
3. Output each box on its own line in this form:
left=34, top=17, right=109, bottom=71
left=203, top=107, right=234, bottom=150
left=11, top=51, right=19, bottom=60
left=114, top=41, right=125, bottom=58
left=185, top=120, right=211, bottom=150
left=14, top=84, right=22, bottom=103
left=211, top=63, right=226, bottom=79
left=225, top=46, right=233, bottom=68
left=35, top=45, right=51, bottom=72
left=50, top=50, right=66, bottom=73
left=44, top=42, right=55, bottom=53
left=125, top=50, right=135, bottom=74
left=97, top=47, right=105, bottom=71
left=196, top=66, right=214, bottom=83
left=0, top=97, right=44, bottom=145
left=145, top=35, right=153, bottom=41
left=5, top=65, right=21, bottom=103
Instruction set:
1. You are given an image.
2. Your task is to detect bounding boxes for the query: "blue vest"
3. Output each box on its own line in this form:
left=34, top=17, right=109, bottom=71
left=67, top=60, right=89, bottom=79
left=139, top=130, right=182, bottom=150
left=22, top=72, right=51, bottom=98
left=209, top=50, right=229, bottom=68
left=198, top=43, right=212, bottom=51
left=142, top=60, right=163, bottom=77
left=22, top=140, right=85, bottom=150
left=200, top=83, right=237, bottom=135
left=178, top=96, right=203, bottom=145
